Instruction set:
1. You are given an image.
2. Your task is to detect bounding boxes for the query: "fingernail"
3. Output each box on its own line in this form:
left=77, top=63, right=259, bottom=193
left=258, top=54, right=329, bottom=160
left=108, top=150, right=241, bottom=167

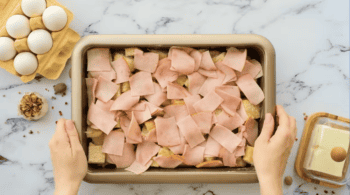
left=65, top=120, right=75, bottom=131
left=264, top=113, right=272, bottom=125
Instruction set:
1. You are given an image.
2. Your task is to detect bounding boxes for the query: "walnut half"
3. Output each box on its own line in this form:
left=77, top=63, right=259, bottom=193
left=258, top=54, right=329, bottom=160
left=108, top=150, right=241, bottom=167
left=18, top=92, right=48, bottom=121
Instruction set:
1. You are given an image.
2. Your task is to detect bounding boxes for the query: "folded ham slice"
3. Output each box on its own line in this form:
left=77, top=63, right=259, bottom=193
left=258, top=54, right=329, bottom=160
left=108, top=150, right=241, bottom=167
left=110, top=91, right=140, bottom=111
left=155, top=117, right=181, bottom=147
left=204, top=136, right=222, bottom=157
left=96, top=100, right=114, bottom=112
left=222, top=48, right=247, bottom=72
left=153, top=155, right=183, bottom=168
left=168, top=131, right=187, bottom=154
left=87, top=48, right=112, bottom=71
left=237, top=102, right=249, bottom=121
left=177, top=115, right=205, bottom=148
left=144, top=101, right=164, bottom=116
left=193, top=91, right=223, bottom=113
left=236, top=74, right=264, bottom=105
left=134, top=49, right=159, bottom=73
left=126, top=112, right=142, bottom=143
left=187, top=72, right=206, bottom=95
left=153, top=58, right=178, bottom=89
left=198, top=69, right=218, bottom=78
left=167, top=82, right=191, bottom=99
left=215, top=61, right=237, bottom=84
left=215, top=85, right=240, bottom=98
left=210, top=124, right=241, bottom=153
left=130, top=101, right=146, bottom=111
left=112, top=57, right=131, bottom=84
left=192, top=112, right=212, bottom=134
left=215, top=89, right=241, bottom=116
left=144, top=83, right=167, bottom=106
left=129, top=71, right=155, bottom=96
left=86, top=78, right=98, bottom=106
left=136, top=141, right=161, bottom=166
left=183, top=144, right=205, bottom=165
left=200, top=51, right=217, bottom=71
left=250, top=59, right=263, bottom=78
left=163, top=104, right=189, bottom=122
left=243, top=117, right=258, bottom=146
left=184, top=95, right=201, bottom=115
left=87, top=103, right=117, bottom=135
left=126, top=107, right=152, bottom=124
left=170, top=49, right=195, bottom=75
left=89, top=70, right=116, bottom=81
left=125, top=160, right=153, bottom=174
left=102, top=130, right=124, bottom=156
left=221, top=147, right=237, bottom=167
left=108, top=143, right=135, bottom=168
left=189, top=50, right=202, bottom=71
left=215, top=110, right=244, bottom=130
left=95, top=76, right=120, bottom=103
left=236, top=60, right=262, bottom=79
left=198, top=70, right=225, bottom=96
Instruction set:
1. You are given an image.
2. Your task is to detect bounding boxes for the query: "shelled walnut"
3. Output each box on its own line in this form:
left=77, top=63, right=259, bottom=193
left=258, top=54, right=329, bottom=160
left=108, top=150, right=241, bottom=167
left=18, top=92, right=48, bottom=121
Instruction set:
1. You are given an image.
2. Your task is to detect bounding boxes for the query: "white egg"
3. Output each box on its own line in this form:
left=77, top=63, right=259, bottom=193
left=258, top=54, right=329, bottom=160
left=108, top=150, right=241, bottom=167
left=27, top=29, right=53, bottom=55
left=6, top=15, right=31, bottom=39
left=21, top=0, right=47, bottom=17
left=14, top=52, right=38, bottom=75
left=0, top=37, right=17, bottom=61
left=42, top=6, right=68, bottom=31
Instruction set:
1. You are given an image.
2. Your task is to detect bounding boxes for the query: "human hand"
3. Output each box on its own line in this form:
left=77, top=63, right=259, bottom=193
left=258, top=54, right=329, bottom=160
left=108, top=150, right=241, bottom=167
left=49, top=118, right=88, bottom=195
left=253, top=105, right=297, bottom=195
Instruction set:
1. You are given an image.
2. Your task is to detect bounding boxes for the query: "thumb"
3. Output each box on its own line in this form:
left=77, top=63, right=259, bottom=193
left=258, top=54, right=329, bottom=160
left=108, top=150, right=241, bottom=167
left=258, top=113, right=275, bottom=142
left=65, top=120, right=82, bottom=152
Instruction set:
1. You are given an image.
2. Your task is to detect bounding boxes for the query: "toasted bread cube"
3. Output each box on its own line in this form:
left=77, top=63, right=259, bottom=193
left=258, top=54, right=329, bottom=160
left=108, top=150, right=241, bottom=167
left=151, top=159, right=160, bottom=167
left=204, top=157, right=216, bottom=162
left=113, top=53, right=124, bottom=61
left=171, top=99, right=185, bottom=105
left=209, top=50, right=221, bottom=58
left=121, top=82, right=130, bottom=93
left=161, top=99, right=172, bottom=107
left=214, top=108, right=223, bottom=116
left=212, top=52, right=226, bottom=63
left=86, top=127, right=103, bottom=138
left=125, top=47, right=140, bottom=57
left=91, top=133, right=105, bottom=145
left=149, top=50, right=168, bottom=60
left=124, top=56, right=135, bottom=72
left=198, top=49, right=207, bottom=53
left=111, top=85, right=121, bottom=100
left=158, top=147, right=174, bottom=157
left=114, top=119, right=121, bottom=128
left=242, top=99, right=261, bottom=119
left=236, top=157, right=247, bottom=167
left=152, top=110, right=165, bottom=117
left=145, top=120, right=156, bottom=131
left=243, top=145, right=254, bottom=165
left=88, top=142, right=106, bottom=164
left=176, top=75, right=188, bottom=87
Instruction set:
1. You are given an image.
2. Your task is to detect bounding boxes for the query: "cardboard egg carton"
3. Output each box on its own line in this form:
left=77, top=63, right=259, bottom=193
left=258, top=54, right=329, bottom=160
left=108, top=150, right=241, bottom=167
left=0, top=0, right=80, bottom=83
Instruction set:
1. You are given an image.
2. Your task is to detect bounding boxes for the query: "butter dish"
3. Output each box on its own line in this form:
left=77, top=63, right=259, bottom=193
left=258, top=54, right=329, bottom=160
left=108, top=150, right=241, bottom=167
left=295, top=112, right=350, bottom=188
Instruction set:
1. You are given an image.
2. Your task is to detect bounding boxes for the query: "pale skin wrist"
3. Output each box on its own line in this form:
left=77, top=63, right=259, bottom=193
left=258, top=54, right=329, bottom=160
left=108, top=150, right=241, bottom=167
left=258, top=174, right=283, bottom=195
left=54, top=180, right=81, bottom=195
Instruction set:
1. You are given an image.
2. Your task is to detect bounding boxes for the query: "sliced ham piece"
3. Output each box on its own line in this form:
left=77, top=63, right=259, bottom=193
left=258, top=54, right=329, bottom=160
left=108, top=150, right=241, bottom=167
left=87, top=103, right=117, bottom=135
left=153, top=58, right=178, bottom=89
left=86, top=78, right=98, bottom=106
left=237, top=102, right=249, bottom=121
left=215, top=89, right=241, bottom=116
left=215, top=61, right=237, bottom=84
left=89, top=70, right=116, bottom=81
left=215, top=85, right=240, bottom=98
left=235, top=140, right=246, bottom=157
left=102, top=130, right=124, bottom=156
left=184, top=95, right=202, bottom=115
left=177, top=115, right=205, bottom=148
left=193, top=91, right=223, bottom=113
left=215, top=110, right=244, bottom=130
left=170, top=49, right=195, bottom=75
left=142, top=127, right=157, bottom=143
left=108, top=143, right=135, bottom=168
left=112, top=57, right=131, bottom=84
left=198, top=70, right=225, bottom=96
left=87, top=48, right=112, bottom=71
left=136, top=141, right=161, bottom=166
left=198, top=69, right=218, bottom=78
left=196, top=160, right=223, bottom=168
left=183, top=144, right=205, bottom=166
left=163, top=104, right=189, bottom=122
left=187, top=72, right=206, bottom=95
left=168, top=46, right=194, bottom=58
left=155, top=117, right=181, bottom=147
left=126, top=107, right=152, bottom=124
left=250, top=59, right=263, bottom=78
left=167, top=82, right=191, bottom=99
left=204, top=136, right=222, bottom=157
left=236, top=60, right=262, bottom=79
left=134, top=49, right=159, bottom=73
left=236, top=74, right=264, bottom=105
left=200, top=51, right=217, bottom=71
left=243, top=117, right=258, bottom=146
left=222, top=48, right=247, bottom=72
left=192, top=112, right=212, bottom=134
left=144, top=101, right=164, bottom=116
left=95, top=76, right=120, bottom=103
left=221, top=147, right=237, bottom=167
left=169, top=131, right=187, bottom=154
left=129, top=71, right=155, bottom=96
left=125, top=160, right=152, bottom=174
left=189, top=50, right=202, bottom=71
left=126, top=112, right=142, bottom=143
left=210, top=124, right=241, bottom=153
left=144, top=82, right=167, bottom=106
left=96, top=100, right=115, bottom=112
left=110, top=91, right=140, bottom=111
left=130, top=101, right=146, bottom=111
left=153, top=155, right=183, bottom=168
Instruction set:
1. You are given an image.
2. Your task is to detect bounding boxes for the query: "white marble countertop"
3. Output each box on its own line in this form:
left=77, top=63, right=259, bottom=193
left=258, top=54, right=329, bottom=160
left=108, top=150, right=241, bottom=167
left=0, top=0, right=349, bottom=194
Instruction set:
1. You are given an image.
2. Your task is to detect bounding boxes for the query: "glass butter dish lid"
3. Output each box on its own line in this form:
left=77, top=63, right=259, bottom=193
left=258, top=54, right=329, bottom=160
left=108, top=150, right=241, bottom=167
left=295, top=112, right=350, bottom=188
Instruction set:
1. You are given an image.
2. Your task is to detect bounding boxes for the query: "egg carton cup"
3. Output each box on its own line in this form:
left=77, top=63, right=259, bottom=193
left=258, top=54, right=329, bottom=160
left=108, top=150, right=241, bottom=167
left=0, top=0, right=80, bottom=83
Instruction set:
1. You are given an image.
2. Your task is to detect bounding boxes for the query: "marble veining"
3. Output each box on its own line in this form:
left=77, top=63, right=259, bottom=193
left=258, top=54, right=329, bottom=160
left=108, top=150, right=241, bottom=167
left=0, top=0, right=349, bottom=194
